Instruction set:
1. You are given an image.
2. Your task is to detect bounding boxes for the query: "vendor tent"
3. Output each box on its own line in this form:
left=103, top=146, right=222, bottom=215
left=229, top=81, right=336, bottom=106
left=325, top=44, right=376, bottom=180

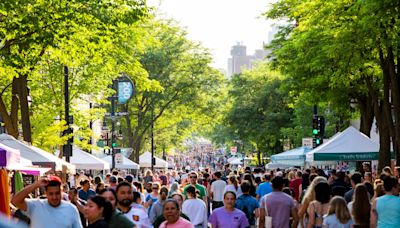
left=59, top=147, right=110, bottom=170
left=265, top=162, right=293, bottom=169
left=102, top=154, right=139, bottom=170
left=139, top=152, right=168, bottom=169
left=271, top=147, right=311, bottom=166
left=306, top=126, right=381, bottom=163
left=0, top=134, right=75, bottom=173
left=229, top=158, right=243, bottom=165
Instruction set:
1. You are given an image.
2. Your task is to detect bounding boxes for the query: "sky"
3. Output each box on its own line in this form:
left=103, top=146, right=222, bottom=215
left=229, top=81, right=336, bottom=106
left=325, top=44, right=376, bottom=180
left=148, top=0, right=278, bottom=71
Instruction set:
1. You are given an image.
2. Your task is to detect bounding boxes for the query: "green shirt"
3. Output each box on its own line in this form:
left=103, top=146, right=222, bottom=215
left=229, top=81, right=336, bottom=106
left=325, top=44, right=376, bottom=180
left=109, top=210, right=135, bottom=228
left=182, top=183, right=207, bottom=198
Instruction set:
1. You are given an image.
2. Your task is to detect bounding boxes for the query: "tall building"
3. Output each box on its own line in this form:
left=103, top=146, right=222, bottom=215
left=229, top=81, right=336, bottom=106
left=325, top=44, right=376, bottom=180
left=227, top=42, right=268, bottom=78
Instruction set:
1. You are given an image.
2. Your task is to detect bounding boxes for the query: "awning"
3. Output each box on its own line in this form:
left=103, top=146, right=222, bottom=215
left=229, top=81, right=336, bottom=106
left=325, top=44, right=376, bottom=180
left=139, top=152, right=168, bottom=169
left=102, top=154, right=139, bottom=169
left=271, top=147, right=310, bottom=166
left=57, top=147, right=110, bottom=170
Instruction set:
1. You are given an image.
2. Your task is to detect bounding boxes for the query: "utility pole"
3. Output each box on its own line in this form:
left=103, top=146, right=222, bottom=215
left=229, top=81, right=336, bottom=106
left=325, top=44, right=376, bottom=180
left=111, top=80, right=117, bottom=170
left=64, top=66, right=72, bottom=162
left=151, top=110, right=155, bottom=171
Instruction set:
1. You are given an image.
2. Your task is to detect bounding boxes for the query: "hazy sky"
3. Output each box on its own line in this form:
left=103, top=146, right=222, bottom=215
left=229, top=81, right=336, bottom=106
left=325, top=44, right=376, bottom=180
left=148, top=0, right=277, bottom=71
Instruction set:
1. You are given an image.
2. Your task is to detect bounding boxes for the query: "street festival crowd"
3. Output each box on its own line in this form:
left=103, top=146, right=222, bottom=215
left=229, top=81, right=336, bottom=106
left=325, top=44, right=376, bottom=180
left=4, top=162, right=400, bottom=228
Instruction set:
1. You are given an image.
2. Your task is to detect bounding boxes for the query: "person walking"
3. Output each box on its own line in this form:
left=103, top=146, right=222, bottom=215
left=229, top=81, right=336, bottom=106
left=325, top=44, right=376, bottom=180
left=98, top=188, right=135, bottom=228
left=182, top=185, right=207, bottom=228
left=79, top=180, right=96, bottom=202
left=84, top=196, right=112, bottom=228
left=306, top=182, right=330, bottom=228
left=159, top=199, right=193, bottom=228
left=11, top=176, right=82, bottom=228
left=149, top=186, right=169, bottom=224
left=208, top=191, right=249, bottom=228
left=210, top=171, right=226, bottom=210
left=259, top=176, right=298, bottom=228
left=224, top=175, right=242, bottom=198
left=371, top=175, right=400, bottom=228
left=348, top=184, right=370, bottom=227
left=323, top=196, right=353, bottom=228
left=235, top=181, right=259, bottom=228
left=256, top=174, right=272, bottom=200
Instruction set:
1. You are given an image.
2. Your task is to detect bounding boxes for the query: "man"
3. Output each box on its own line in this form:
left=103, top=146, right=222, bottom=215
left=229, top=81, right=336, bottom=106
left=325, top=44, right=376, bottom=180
left=235, top=181, right=259, bottom=227
left=11, top=176, right=82, bottom=228
left=344, top=172, right=362, bottom=203
left=259, top=176, right=298, bottom=228
left=371, top=175, right=400, bottom=228
left=149, top=186, right=169, bottom=224
left=116, top=181, right=152, bottom=228
left=289, top=171, right=302, bottom=201
left=109, top=175, right=118, bottom=190
left=210, top=171, right=226, bottom=210
left=183, top=172, right=207, bottom=204
left=256, top=174, right=272, bottom=200
left=78, top=180, right=96, bottom=202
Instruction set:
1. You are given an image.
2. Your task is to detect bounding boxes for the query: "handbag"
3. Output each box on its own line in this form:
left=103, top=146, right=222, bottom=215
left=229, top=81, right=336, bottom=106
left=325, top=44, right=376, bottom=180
left=264, top=195, right=272, bottom=228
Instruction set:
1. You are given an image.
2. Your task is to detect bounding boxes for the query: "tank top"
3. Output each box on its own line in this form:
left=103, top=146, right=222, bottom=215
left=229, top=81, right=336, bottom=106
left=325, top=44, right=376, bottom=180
left=376, top=195, right=400, bottom=228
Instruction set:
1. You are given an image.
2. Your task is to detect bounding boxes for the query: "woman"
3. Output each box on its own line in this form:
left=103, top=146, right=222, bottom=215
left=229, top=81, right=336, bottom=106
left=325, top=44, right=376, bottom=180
left=182, top=186, right=207, bottom=228
left=298, top=176, right=327, bottom=228
left=372, top=183, right=385, bottom=201
left=349, top=184, right=370, bottom=227
left=208, top=191, right=249, bottom=228
left=323, top=196, right=353, bottom=228
left=145, top=182, right=160, bottom=213
left=169, top=182, right=180, bottom=197
left=143, top=170, right=154, bottom=185
left=99, top=189, right=134, bottom=228
left=223, top=175, right=243, bottom=198
left=243, top=173, right=257, bottom=197
left=95, top=183, right=105, bottom=194
left=159, top=199, right=193, bottom=228
left=84, top=196, right=112, bottom=228
left=306, top=182, right=330, bottom=228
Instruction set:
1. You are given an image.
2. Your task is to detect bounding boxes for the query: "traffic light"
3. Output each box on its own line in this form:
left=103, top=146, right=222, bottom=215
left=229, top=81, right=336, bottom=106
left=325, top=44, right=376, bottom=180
left=312, top=115, right=325, bottom=148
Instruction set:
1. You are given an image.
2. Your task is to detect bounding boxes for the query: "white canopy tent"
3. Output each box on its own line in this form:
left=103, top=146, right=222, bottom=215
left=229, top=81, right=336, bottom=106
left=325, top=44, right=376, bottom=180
left=270, top=147, right=311, bottom=166
left=229, top=157, right=243, bottom=165
left=102, top=154, right=139, bottom=170
left=306, top=126, right=381, bottom=165
left=139, top=152, right=168, bottom=169
left=0, top=134, right=75, bottom=174
left=58, top=147, right=110, bottom=170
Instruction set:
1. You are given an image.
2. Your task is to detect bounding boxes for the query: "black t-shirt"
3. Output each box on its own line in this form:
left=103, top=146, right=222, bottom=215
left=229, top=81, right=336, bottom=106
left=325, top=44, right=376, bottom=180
left=87, top=219, right=109, bottom=228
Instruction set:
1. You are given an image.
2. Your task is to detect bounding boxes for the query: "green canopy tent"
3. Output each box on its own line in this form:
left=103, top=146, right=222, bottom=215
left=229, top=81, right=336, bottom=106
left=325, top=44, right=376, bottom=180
left=306, top=126, right=384, bottom=165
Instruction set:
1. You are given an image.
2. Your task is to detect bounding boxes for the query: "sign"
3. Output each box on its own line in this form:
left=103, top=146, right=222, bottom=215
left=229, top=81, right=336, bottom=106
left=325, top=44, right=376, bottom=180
left=117, top=75, right=134, bottom=104
left=105, top=112, right=129, bottom=117
left=302, top=138, right=313, bottom=149
left=115, top=153, right=123, bottom=164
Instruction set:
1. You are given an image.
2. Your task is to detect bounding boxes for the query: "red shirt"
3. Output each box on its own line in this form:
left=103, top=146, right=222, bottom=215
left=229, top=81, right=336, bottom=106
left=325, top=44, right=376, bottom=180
left=289, top=178, right=302, bottom=201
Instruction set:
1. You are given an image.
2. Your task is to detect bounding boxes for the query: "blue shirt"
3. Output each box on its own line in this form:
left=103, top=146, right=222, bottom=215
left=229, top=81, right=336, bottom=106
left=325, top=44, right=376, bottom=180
left=235, top=194, right=260, bottom=225
left=78, top=189, right=96, bottom=201
left=376, top=194, right=400, bottom=228
left=256, top=182, right=272, bottom=199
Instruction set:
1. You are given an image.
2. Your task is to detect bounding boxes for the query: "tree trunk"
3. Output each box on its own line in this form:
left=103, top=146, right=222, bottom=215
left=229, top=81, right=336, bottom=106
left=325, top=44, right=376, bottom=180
left=17, top=75, right=32, bottom=143
left=358, top=94, right=374, bottom=136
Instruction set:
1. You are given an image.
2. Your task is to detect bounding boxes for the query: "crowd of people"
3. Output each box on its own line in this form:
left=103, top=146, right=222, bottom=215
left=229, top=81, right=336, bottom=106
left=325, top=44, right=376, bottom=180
left=5, top=163, right=400, bottom=228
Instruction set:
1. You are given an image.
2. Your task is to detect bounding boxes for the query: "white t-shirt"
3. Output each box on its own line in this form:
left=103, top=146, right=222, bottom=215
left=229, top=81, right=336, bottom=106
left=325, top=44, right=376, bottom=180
left=26, top=199, right=82, bottom=228
left=182, top=198, right=207, bottom=227
left=122, top=206, right=152, bottom=228
left=224, top=184, right=243, bottom=198
left=211, top=179, right=226, bottom=202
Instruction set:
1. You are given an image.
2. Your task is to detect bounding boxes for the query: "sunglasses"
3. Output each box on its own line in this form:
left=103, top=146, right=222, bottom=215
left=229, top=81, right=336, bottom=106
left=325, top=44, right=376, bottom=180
left=190, top=176, right=197, bottom=179
left=152, top=187, right=159, bottom=190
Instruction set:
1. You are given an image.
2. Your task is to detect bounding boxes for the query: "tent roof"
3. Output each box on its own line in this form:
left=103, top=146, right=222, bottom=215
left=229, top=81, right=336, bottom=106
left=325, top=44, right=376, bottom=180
left=229, top=158, right=243, bottom=165
left=102, top=154, right=139, bottom=170
left=58, top=147, right=110, bottom=170
left=270, top=147, right=310, bottom=166
left=0, top=134, right=75, bottom=173
left=139, top=152, right=168, bottom=168
left=306, top=126, right=380, bottom=162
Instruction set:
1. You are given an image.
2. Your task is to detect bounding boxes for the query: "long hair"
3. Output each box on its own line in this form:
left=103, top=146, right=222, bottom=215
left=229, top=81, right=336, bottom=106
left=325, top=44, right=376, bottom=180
left=229, top=175, right=238, bottom=189
left=89, top=196, right=113, bottom=222
left=327, top=196, right=351, bottom=224
left=302, top=176, right=327, bottom=204
left=352, top=184, right=370, bottom=226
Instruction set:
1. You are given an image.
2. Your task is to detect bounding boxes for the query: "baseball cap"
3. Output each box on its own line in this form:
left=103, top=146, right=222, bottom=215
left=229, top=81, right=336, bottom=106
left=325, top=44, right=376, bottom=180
left=48, top=175, right=62, bottom=184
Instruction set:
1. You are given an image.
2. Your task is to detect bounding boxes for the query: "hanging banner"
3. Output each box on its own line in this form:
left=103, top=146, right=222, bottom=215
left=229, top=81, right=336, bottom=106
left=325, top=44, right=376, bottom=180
left=117, top=75, right=134, bottom=104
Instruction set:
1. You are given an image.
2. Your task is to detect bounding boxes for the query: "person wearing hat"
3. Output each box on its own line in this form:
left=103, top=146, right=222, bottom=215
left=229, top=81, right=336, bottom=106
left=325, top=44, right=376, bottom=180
left=11, top=175, right=82, bottom=228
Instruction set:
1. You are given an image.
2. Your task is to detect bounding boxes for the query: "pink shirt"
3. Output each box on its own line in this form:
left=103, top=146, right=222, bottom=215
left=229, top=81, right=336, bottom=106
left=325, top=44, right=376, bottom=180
left=159, top=217, right=194, bottom=228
